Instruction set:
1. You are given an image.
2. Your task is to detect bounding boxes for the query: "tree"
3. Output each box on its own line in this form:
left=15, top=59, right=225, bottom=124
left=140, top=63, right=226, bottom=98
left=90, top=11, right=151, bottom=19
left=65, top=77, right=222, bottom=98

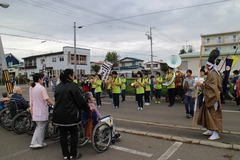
left=179, top=48, right=186, bottom=55
left=91, top=64, right=100, bottom=74
left=104, top=52, right=119, bottom=64
left=160, top=63, right=169, bottom=73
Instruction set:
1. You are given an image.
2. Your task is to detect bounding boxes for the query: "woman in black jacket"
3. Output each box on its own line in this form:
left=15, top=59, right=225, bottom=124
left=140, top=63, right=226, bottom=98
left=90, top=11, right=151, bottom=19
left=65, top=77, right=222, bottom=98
left=53, top=69, right=91, bottom=160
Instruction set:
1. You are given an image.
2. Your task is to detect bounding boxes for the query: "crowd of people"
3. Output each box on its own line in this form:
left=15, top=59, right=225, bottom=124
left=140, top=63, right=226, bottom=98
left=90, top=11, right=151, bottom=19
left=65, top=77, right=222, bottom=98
left=1, top=49, right=240, bottom=158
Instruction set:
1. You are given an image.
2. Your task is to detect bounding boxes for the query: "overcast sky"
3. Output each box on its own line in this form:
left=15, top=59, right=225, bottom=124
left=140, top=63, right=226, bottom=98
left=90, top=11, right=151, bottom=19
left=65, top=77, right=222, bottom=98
left=0, top=0, right=239, bottom=62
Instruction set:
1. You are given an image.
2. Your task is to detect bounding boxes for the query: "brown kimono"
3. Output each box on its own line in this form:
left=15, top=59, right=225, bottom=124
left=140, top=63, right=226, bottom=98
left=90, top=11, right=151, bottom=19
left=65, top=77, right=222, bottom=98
left=197, top=69, right=223, bottom=132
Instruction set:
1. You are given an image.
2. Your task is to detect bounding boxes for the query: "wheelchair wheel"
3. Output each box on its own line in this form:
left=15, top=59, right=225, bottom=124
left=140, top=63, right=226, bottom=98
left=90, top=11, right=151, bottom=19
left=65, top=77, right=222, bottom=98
left=46, top=119, right=60, bottom=140
left=0, top=108, right=8, bottom=127
left=11, top=112, right=28, bottom=134
left=91, top=122, right=112, bottom=153
left=77, top=124, right=89, bottom=146
left=2, top=112, right=13, bottom=131
left=24, top=116, right=36, bottom=135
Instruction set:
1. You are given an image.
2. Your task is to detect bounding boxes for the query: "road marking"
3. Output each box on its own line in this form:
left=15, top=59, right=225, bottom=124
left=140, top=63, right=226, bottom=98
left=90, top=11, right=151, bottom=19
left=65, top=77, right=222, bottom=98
left=222, top=110, right=240, bottom=113
left=0, top=141, right=57, bottom=160
left=110, top=145, right=153, bottom=157
left=102, top=102, right=112, bottom=104
left=157, top=142, right=182, bottom=160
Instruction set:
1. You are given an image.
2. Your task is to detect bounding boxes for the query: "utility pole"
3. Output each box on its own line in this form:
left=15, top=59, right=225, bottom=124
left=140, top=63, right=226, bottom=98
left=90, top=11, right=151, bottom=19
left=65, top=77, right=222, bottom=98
left=74, top=22, right=77, bottom=75
left=150, top=28, right=154, bottom=75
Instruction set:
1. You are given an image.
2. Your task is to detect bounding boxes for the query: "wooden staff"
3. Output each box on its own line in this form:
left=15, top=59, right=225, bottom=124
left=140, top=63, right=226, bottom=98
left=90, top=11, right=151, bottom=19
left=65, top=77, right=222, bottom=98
left=192, top=45, right=203, bottom=127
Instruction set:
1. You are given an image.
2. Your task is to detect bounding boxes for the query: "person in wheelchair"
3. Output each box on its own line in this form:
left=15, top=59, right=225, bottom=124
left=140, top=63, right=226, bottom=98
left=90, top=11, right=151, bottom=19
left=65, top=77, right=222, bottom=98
left=83, top=92, right=121, bottom=142
left=0, top=90, right=10, bottom=111
left=82, top=92, right=102, bottom=127
left=10, top=86, right=29, bottom=110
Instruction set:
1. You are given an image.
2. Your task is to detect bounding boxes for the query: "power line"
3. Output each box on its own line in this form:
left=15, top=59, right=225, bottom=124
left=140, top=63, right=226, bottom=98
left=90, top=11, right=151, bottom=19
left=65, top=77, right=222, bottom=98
left=85, top=0, right=230, bottom=26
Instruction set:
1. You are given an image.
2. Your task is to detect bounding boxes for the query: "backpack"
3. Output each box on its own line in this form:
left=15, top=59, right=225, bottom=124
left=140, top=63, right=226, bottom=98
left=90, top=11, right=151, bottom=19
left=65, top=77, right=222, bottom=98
left=125, top=80, right=129, bottom=87
left=236, top=77, right=240, bottom=98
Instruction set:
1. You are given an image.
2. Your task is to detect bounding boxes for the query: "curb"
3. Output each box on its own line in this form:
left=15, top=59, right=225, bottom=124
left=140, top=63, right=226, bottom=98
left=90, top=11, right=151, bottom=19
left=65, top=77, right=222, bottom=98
left=114, top=118, right=240, bottom=135
left=117, top=127, right=240, bottom=151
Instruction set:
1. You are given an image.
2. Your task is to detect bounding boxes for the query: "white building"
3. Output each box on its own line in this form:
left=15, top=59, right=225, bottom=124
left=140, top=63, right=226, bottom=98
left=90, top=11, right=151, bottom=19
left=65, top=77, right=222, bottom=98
left=22, top=46, right=90, bottom=79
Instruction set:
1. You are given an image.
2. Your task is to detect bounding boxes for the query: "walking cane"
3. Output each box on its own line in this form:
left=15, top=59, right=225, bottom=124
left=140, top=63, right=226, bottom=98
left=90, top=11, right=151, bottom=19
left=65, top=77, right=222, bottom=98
left=192, top=45, right=203, bottom=127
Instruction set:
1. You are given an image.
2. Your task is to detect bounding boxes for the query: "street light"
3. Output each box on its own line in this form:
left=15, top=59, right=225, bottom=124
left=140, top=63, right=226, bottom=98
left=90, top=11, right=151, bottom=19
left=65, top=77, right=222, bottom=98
left=73, top=22, right=82, bottom=75
left=0, top=2, right=9, bottom=8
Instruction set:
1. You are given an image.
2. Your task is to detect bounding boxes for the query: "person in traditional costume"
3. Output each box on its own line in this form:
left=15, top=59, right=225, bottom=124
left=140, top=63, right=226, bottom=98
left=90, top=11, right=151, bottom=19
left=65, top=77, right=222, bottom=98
left=196, top=49, right=222, bottom=140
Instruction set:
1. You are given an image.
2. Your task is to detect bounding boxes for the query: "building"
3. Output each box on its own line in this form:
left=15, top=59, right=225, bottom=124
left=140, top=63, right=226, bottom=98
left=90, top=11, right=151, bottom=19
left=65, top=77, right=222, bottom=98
left=112, top=57, right=144, bottom=77
left=179, top=31, right=240, bottom=76
left=201, top=30, right=240, bottom=51
left=0, top=53, right=22, bottom=77
left=144, top=60, right=164, bottom=75
left=22, top=46, right=90, bottom=79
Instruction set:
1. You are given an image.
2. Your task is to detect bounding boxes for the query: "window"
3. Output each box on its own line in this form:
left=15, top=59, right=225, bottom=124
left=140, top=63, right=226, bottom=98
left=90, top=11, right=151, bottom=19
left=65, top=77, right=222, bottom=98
left=59, top=56, right=64, bottom=61
left=205, top=48, right=210, bottom=51
left=147, top=64, right=151, bottom=68
left=41, top=58, right=45, bottom=64
left=8, top=62, right=13, bottom=67
left=215, top=47, right=222, bottom=50
left=181, top=61, right=188, bottom=70
left=230, top=46, right=237, bottom=49
left=204, top=38, right=210, bottom=44
left=52, top=57, right=56, bottom=62
left=132, top=62, right=136, bottom=66
left=71, top=55, right=74, bottom=61
left=215, top=37, right=222, bottom=43
left=229, top=35, right=237, bottom=42
left=153, top=64, right=158, bottom=68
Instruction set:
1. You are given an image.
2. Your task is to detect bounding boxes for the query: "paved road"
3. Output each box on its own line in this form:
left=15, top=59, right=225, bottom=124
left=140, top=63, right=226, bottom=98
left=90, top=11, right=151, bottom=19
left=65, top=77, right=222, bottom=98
left=1, top=84, right=240, bottom=160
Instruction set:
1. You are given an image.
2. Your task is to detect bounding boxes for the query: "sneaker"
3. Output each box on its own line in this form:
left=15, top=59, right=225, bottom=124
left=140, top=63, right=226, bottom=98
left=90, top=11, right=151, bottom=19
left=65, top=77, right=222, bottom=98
left=144, top=103, right=147, bottom=105
left=155, top=101, right=158, bottom=104
left=42, top=143, right=47, bottom=147
left=146, top=103, right=150, bottom=106
left=115, top=106, right=119, bottom=109
left=29, top=144, right=42, bottom=148
left=138, top=107, right=141, bottom=110
left=70, top=153, right=82, bottom=159
left=140, top=107, right=143, bottom=110
left=63, top=156, right=70, bottom=160
left=113, top=106, right=116, bottom=109
left=98, top=105, right=102, bottom=107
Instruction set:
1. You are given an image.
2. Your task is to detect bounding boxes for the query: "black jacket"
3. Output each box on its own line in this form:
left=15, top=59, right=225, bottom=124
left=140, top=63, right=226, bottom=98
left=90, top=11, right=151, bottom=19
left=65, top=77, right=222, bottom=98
left=53, top=80, right=90, bottom=126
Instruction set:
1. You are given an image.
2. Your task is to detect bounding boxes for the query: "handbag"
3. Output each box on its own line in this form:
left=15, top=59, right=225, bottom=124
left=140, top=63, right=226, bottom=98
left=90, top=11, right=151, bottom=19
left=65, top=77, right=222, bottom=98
left=85, top=111, right=93, bottom=138
left=192, top=88, right=198, bottom=98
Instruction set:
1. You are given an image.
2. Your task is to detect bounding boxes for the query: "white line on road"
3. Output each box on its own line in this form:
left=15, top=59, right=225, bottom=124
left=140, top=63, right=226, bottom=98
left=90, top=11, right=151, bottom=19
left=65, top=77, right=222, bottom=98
left=157, top=142, right=182, bottom=160
left=222, top=110, right=240, bottom=113
left=110, top=145, right=153, bottom=157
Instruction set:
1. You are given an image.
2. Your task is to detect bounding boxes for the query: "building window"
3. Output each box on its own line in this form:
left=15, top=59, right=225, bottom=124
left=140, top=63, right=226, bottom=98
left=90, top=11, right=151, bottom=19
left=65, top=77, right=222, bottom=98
left=153, top=64, right=158, bottom=68
left=205, top=48, right=210, bottom=51
left=59, top=56, right=64, bottom=61
left=71, top=55, right=75, bottom=61
left=215, top=47, right=222, bottom=50
left=229, top=35, right=237, bottom=42
left=52, top=57, right=56, bottom=62
left=230, top=46, right=237, bottom=49
left=215, top=37, right=222, bottom=44
left=8, top=62, right=13, bottom=67
left=181, top=61, right=188, bottom=70
left=41, top=58, right=45, bottom=64
left=147, top=64, right=151, bottom=68
left=204, top=38, right=210, bottom=44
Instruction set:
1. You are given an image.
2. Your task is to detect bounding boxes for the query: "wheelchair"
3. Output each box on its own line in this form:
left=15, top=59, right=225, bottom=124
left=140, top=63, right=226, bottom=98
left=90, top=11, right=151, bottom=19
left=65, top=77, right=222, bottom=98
left=70, top=114, right=121, bottom=153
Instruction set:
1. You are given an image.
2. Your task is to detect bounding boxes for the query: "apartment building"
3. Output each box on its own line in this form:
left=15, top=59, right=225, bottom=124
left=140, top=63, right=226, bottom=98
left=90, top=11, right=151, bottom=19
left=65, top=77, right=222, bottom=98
left=22, top=46, right=90, bottom=79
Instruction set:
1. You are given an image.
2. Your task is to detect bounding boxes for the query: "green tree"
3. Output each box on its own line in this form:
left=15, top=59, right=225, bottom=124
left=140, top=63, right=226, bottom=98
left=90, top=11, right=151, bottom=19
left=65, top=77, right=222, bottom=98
left=160, top=63, right=169, bottom=73
left=104, top=52, right=119, bottom=64
left=179, top=48, right=186, bottom=55
left=91, top=64, right=100, bottom=74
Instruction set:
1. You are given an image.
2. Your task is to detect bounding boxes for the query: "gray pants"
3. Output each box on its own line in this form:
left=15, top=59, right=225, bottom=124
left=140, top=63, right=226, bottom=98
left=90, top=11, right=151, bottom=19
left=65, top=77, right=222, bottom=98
left=30, top=121, right=47, bottom=146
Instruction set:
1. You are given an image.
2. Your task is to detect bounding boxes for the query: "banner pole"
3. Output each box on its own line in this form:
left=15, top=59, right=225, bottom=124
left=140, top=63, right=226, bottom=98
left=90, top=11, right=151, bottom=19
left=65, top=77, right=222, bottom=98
left=192, top=45, right=202, bottom=127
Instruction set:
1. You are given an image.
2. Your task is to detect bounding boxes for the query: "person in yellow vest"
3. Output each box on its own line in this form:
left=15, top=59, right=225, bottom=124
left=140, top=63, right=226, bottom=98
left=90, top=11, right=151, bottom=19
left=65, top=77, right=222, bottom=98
left=154, top=72, right=163, bottom=104
left=133, top=71, right=145, bottom=110
left=120, top=74, right=127, bottom=102
left=165, top=67, right=176, bottom=107
left=106, top=74, right=113, bottom=101
left=111, top=71, right=122, bottom=109
left=143, top=73, right=151, bottom=105
left=90, top=75, right=96, bottom=98
left=94, top=74, right=102, bottom=107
